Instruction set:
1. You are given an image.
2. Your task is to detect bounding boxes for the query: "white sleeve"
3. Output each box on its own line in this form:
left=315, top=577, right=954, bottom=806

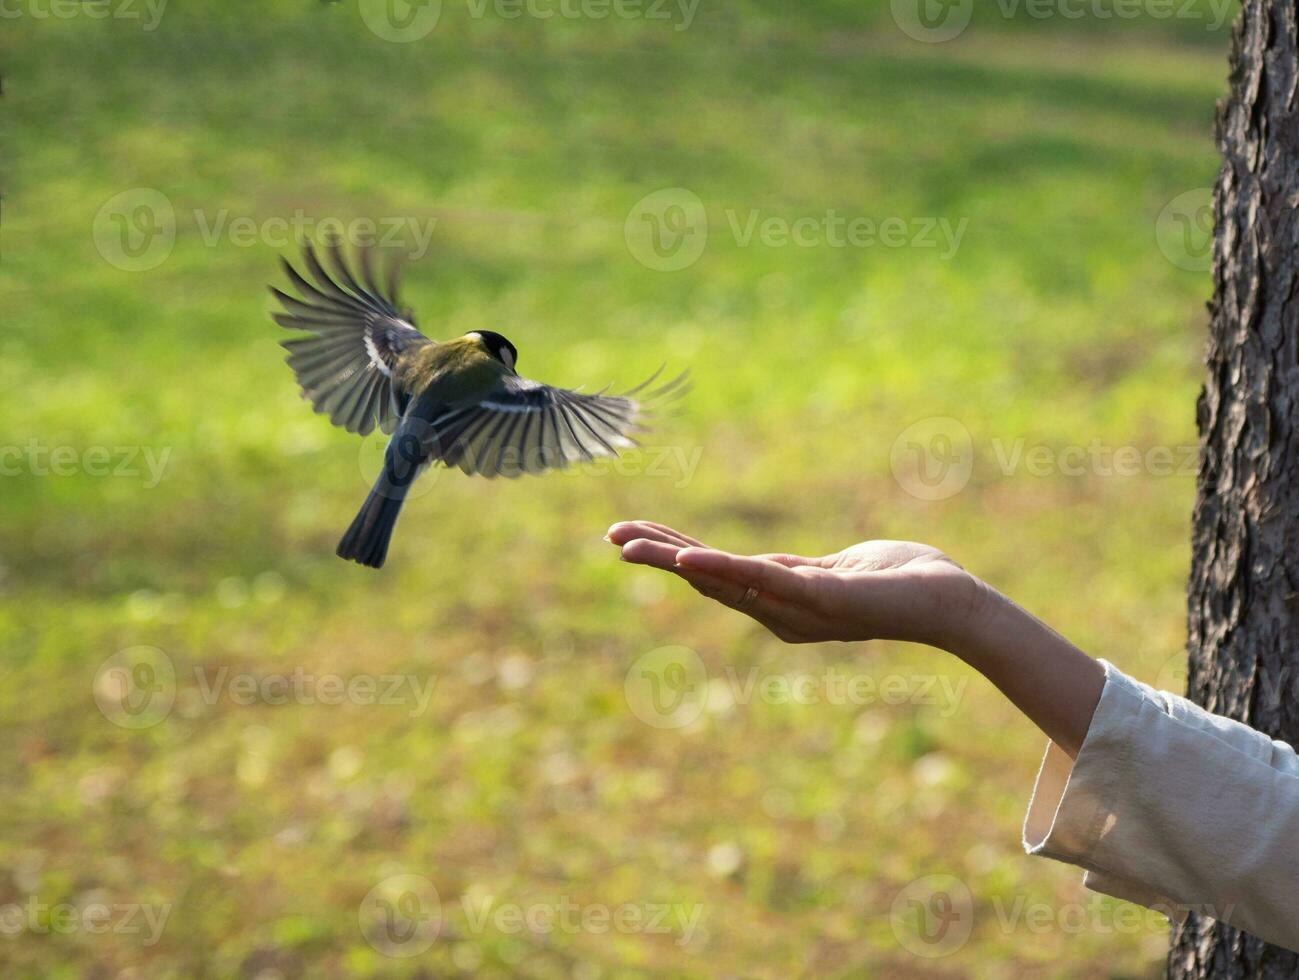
left=1022, top=659, right=1299, bottom=952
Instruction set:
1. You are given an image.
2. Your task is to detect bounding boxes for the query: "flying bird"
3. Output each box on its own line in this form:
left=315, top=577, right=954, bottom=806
left=272, top=241, right=686, bottom=569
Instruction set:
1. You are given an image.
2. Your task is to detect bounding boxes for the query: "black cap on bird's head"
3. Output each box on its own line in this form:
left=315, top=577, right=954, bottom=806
left=470, top=330, right=518, bottom=372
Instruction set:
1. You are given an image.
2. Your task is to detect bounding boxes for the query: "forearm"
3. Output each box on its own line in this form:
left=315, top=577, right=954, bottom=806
left=942, top=579, right=1104, bottom=758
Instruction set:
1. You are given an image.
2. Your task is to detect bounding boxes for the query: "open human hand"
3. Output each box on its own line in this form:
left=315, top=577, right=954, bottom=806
left=606, top=520, right=984, bottom=648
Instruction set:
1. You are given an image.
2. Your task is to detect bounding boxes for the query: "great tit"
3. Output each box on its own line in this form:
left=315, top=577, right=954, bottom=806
left=272, top=241, right=686, bottom=569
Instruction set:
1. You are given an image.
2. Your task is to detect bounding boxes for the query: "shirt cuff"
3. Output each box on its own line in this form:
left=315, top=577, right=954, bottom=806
left=1020, top=658, right=1299, bottom=948
left=1022, top=660, right=1177, bottom=912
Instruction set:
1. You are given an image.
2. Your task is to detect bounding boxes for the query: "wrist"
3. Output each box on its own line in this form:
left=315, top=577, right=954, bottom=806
left=928, top=569, right=1002, bottom=657
left=930, top=575, right=1104, bottom=756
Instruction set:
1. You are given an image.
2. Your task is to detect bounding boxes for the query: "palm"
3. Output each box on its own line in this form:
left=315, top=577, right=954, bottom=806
left=606, top=521, right=976, bottom=646
left=823, top=540, right=959, bottom=574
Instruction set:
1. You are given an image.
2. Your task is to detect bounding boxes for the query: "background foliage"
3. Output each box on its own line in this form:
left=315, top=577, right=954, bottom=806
left=2, top=0, right=1228, bottom=975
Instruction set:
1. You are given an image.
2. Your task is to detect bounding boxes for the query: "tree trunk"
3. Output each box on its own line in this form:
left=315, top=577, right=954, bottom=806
left=1171, top=0, right=1299, bottom=976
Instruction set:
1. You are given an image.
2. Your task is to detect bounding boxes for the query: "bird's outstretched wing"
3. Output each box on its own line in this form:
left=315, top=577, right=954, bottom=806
left=413, top=369, right=689, bottom=479
left=272, top=240, right=431, bottom=435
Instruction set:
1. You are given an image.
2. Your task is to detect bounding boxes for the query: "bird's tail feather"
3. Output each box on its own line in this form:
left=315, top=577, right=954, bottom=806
left=337, top=482, right=408, bottom=569
left=338, top=426, right=428, bottom=569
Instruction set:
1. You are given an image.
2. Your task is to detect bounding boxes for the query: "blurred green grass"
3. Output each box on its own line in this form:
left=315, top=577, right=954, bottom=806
left=1, top=1, right=1223, bottom=976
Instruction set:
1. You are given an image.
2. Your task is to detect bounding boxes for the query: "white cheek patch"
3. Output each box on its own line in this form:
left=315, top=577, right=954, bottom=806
left=500, top=348, right=515, bottom=371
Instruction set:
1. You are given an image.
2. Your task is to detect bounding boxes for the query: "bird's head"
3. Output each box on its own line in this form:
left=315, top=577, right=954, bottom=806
left=467, top=330, right=518, bottom=372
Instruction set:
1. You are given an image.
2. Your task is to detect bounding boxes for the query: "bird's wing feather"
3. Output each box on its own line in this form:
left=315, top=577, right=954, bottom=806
left=273, top=239, right=430, bottom=435
left=414, top=369, right=689, bottom=479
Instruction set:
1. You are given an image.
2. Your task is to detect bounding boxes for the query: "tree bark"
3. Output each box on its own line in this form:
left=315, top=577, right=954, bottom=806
left=1172, top=0, right=1299, bottom=976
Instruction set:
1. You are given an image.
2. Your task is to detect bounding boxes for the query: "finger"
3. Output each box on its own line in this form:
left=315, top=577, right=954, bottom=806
left=615, top=541, right=790, bottom=627
left=672, top=566, right=824, bottom=640
left=613, top=541, right=826, bottom=640
left=606, top=522, right=698, bottom=550
left=674, top=548, right=813, bottom=603
left=618, top=538, right=684, bottom=571
left=636, top=521, right=706, bottom=548
left=605, top=521, right=704, bottom=549
left=755, top=552, right=831, bottom=569
left=673, top=566, right=779, bottom=619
